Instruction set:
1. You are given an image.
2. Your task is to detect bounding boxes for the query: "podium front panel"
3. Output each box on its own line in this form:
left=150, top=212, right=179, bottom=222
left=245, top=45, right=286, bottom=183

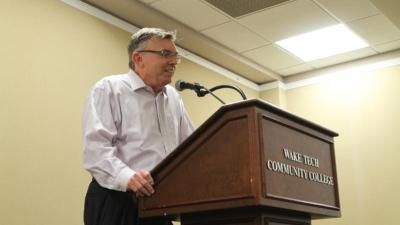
left=258, top=111, right=340, bottom=215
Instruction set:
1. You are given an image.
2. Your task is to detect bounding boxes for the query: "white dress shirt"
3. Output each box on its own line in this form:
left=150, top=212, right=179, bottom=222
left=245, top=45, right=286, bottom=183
left=82, top=70, right=194, bottom=191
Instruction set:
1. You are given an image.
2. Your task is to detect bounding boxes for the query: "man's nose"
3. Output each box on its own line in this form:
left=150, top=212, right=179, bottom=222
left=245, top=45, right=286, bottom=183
left=169, top=56, right=180, bottom=64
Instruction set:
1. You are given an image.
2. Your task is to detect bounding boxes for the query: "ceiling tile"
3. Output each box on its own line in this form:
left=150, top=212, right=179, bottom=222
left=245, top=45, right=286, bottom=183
left=277, top=64, right=314, bottom=76
left=372, top=39, right=400, bottom=53
left=316, top=0, right=380, bottom=22
left=238, top=0, right=338, bottom=41
left=243, top=44, right=303, bottom=70
left=151, top=0, right=230, bottom=30
left=308, top=47, right=376, bottom=68
left=370, top=0, right=400, bottom=30
left=348, top=14, right=400, bottom=45
left=201, top=22, right=270, bottom=52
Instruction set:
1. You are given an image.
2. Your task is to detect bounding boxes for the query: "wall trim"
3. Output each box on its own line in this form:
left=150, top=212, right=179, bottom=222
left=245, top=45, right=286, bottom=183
left=284, top=51, right=400, bottom=90
left=61, top=0, right=139, bottom=33
left=259, top=81, right=286, bottom=91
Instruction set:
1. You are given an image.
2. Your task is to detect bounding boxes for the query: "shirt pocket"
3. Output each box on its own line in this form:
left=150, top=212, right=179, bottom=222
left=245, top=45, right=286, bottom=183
left=120, top=98, right=142, bottom=143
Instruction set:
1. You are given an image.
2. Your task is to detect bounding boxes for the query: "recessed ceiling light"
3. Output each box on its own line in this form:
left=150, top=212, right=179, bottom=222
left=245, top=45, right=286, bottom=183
left=276, top=24, right=369, bottom=61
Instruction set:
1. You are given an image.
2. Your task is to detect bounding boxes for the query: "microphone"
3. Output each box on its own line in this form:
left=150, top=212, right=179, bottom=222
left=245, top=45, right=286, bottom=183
left=175, top=79, right=225, bottom=104
left=175, top=80, right=204, bottom=92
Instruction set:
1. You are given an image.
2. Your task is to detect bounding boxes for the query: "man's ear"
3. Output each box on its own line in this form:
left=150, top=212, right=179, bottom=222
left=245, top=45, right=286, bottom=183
left=132, top=52, right=142, bottom=66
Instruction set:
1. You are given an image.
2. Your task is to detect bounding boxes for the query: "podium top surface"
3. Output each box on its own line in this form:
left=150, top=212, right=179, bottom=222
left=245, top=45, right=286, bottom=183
left=217, top=99, right=337, bottom=136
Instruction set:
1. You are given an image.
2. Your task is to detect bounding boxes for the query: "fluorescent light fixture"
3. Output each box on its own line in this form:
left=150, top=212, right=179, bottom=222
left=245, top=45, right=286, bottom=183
left=276, top=24, right=369, bottom=61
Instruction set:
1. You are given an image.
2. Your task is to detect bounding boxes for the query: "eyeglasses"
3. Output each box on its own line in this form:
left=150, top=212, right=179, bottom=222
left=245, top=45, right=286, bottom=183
left=136, top=49, right=181, bottom=61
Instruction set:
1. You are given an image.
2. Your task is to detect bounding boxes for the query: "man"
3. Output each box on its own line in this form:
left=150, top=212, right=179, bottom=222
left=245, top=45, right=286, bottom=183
left=82, top=27, right=194, bottom=225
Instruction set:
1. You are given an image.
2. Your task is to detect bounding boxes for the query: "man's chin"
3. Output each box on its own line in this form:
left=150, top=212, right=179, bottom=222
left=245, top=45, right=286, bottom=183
left=159, top=79, right=171, bottom=88
left=163, top=75, right=173, bottom=84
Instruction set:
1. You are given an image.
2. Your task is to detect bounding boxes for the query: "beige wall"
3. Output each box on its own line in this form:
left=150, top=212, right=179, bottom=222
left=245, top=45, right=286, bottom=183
left=260, top=86, right=287, bottom=109
left=285, top=67, right=400, bottom=225
left=0, top=1, right=257, bottom=225
left=0, top=1, right=130, bottom=225
left=1, top=1, right=399, bottom=225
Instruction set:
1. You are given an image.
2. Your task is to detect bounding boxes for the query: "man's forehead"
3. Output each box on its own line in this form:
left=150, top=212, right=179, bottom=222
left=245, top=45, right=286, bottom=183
left=146, top=37, right=176, bottom=49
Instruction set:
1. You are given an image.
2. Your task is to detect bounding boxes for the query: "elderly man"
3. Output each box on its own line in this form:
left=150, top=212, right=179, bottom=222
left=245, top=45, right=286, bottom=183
left=82, top=27, right=194, bottom=225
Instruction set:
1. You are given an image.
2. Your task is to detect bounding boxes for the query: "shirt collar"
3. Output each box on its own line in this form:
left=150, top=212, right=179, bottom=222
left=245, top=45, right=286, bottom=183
left=128, top=69, right=167, bottom=95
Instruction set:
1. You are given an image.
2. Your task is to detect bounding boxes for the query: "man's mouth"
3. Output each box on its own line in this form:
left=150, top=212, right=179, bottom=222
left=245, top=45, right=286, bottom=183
left=165, top=68, right=175, bottom=73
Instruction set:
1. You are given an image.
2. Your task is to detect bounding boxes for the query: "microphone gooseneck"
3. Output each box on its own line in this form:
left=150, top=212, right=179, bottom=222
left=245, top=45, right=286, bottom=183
left=175, top=80, right=247, bottom=105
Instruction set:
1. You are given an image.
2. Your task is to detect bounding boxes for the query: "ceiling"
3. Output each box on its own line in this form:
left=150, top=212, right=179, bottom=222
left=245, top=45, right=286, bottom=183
left=81, top=0, right=400, bottom=85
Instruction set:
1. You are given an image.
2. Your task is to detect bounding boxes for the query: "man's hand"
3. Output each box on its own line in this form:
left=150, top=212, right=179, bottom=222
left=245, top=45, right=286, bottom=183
left=128, top=170, right=155, bottom=197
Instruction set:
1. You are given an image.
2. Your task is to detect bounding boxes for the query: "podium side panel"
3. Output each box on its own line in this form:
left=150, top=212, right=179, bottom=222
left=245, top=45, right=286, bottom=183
left=140, top=109, right=259, bottom=216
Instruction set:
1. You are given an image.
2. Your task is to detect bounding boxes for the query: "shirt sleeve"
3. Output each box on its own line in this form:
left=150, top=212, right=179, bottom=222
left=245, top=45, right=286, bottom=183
left=82, top=80, right=135, bottom=192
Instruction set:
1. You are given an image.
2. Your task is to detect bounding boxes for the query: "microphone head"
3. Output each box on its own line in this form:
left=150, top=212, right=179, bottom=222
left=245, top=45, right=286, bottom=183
left=175, top=79, right=184, bottom=91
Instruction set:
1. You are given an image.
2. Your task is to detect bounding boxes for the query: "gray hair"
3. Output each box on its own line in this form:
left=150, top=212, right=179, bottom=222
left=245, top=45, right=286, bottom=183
left=128, top=27, right=176, bottom=70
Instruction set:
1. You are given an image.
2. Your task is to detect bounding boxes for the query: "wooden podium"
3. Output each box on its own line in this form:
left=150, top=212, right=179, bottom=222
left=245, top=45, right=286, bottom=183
left=139, top=99, right=340, bottom=225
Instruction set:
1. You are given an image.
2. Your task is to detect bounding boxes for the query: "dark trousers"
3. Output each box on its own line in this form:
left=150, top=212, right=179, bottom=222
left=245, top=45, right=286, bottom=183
left=84, top=179, right=172, bottom=225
